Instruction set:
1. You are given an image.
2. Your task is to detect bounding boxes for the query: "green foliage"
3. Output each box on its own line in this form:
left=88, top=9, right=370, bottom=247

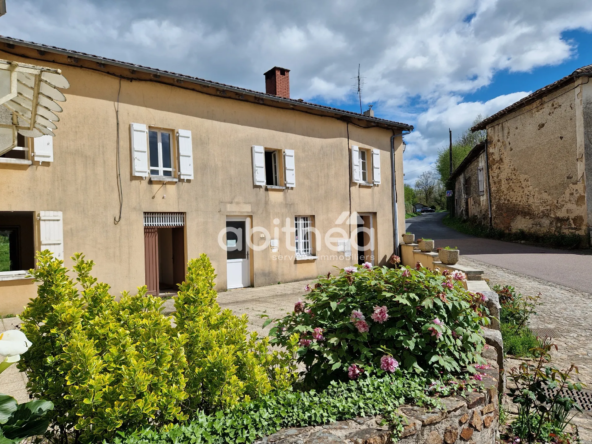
left=270, top=265, right=488, bottom=390
left=19, top=252, right=297, bottom=443
left=442, top=246, right=458, bottom=251
left=109, top=373, right=437, bottom=444
left=494, top=285, right=541, bottom=358
left=443, top=215, right=584, bottom=249
left=507, top=340, right=582, bottom=444
left=0, top=233, right=10, bottom=272
left=404, top=184, right=416, bottom=205
left=0, top=394, right=53, bottom=444
left=174, top=254, right=298, bottom=413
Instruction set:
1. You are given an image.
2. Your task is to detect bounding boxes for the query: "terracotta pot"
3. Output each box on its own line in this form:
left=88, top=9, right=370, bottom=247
left=439, top=249, right=459, bottom=265
left=418, top=239, right=434, bottom=252
left=402, top=233, right=415, bottom=244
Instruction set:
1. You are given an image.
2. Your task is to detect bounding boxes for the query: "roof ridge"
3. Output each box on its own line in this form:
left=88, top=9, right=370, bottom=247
left=0, top=35, right=413, bottom=131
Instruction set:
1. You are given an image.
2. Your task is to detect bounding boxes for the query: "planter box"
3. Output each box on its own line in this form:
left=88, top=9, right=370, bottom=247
left=439, top=249, right=459, bottom=265
left=402, top=233, right=415, bottom=244
left=418, top=239, right=434, bottom=252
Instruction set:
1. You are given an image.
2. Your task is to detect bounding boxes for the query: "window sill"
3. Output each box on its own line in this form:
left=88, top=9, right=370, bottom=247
left=0, top=158, right=32, bottom=166
left=0, top=271, right=33, bottom=281
left=295, top=255, right=317, bottom=261
left=149, top=176, right=178, bottom=184
left=358, top=182, right=375, bottom=187
left=266, top=185, right=286, bottom=191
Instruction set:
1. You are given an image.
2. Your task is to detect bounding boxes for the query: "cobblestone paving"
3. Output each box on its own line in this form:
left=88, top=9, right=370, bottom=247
left=460, top=256, right=592, bottom=442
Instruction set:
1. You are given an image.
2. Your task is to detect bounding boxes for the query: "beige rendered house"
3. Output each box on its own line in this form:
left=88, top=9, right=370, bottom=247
left=0, top=36, right=411, bottom=315
left=470, top=65, right=592, bottom=244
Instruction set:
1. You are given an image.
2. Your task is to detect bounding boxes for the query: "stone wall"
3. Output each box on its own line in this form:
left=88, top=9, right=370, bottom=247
left=257, top=353, right=500, bottom=444
left=454, top=150, right=489, bottom=227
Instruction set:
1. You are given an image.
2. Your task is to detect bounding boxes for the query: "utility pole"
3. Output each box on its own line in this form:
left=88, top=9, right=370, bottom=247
left=449, top=129, right=453, bottom=175
left=0, top=0, right=6, bottom=17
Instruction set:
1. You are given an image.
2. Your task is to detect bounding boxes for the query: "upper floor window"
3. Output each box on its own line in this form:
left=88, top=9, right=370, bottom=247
left=265, top=149, right=280, bottom=186
left=360, top=149, right=369, bottom=183
left=352, top=146, right=381, bottom=185
left=252, top=146, right=296, bottom=188
left=149, top=129, right=174, bottom=177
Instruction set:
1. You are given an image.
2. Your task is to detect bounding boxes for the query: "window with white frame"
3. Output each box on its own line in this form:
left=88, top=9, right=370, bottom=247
left=265, top=149, right=280, bottom=186
left=1, top=134, right=29, bottom=161
left=295, top=216, right=313, bottom=257
left=360, top=149, right=368, bottom=182
left=149, top=129, right=174, bottom=177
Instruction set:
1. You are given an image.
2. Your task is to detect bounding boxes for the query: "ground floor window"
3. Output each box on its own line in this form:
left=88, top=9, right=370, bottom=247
left=295, top=216, right=313, bottom=257
left=0, top=212, right=35, bottom=272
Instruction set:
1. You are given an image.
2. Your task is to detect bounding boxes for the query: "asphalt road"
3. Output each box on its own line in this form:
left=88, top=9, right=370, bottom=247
left=405, top=212, right=592, bottom=294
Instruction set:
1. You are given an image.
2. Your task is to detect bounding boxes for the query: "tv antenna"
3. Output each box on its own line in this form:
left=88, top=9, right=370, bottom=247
left=357, top=64, right=363, bottom=114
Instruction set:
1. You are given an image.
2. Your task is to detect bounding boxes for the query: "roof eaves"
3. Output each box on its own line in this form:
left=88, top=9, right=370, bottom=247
left=0, top=35, right=413, bottom=131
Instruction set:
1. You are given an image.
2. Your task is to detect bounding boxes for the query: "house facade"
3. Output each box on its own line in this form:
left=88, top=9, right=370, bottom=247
left=470, top=65, right=592, bottom=244
left=450, top=142, right=490, bottom=225
left=0, top=37, right=411, bottom=315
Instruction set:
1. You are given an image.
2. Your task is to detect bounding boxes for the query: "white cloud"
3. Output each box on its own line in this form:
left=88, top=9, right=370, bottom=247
left=1, top=0, right=590, bottom=185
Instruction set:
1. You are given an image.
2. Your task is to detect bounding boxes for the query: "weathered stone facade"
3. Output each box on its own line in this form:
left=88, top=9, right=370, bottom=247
left=452, top=143, right=489, bottom=226
left=485, top=82, right=587, bottom=237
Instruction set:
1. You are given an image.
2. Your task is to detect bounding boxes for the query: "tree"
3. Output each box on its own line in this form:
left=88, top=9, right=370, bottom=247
left=415, top=171, right=437, bottom=205
left=435, top=115, right=487, bottom=185
left=404, top=184, right=416, bottom=205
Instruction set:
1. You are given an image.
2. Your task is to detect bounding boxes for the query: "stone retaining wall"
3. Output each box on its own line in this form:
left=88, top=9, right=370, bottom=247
left=258, top=353, right=500, bottom=444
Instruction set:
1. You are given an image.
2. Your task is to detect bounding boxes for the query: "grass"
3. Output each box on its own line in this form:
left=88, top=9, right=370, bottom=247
left=405, top=212, right=417, bottom=219
left=501, top=324, right=540, bottom=357
left=0, top=234, right=10, bottom=272
left=443, top=215, right=584, bottom=250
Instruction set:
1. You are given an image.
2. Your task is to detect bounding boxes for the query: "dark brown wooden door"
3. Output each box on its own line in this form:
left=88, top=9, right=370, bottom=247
left=144, top=227, right=159, bottom=295
left=172, top=227, right=185, bottom=287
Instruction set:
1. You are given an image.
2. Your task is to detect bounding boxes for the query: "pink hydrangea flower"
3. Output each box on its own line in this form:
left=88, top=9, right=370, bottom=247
left=362, top=262, right=372, bottom=270
left=371, top=306, right=389, bottom=324
left=452, top=271, right=467, bottom=281
left=294, top=301, right=305, bottom=313
left=355, top=320, right=370, bottom=333
left=442, top=269, right=451, bottom=276
left=348, top=364, right=362, bottom=380
left=299, top=338, right=312, bottom=347
left=472, top=373, right=484, bottom=381
left=312, top=327, right=324, bottom=341
left=350, top=310, right=365, bottom=322
left=474, top=364, right=490, bottom=370
left=402, top=269, right=411, bottom=278
left=380, top=355, right=399, bottom=373
left=428, top=326, right=443, bottom=339
left=442, top=281, right=454, bottom=289
left=344, top=266, right=357, bottom=274
left=433, top=318, right=443, bottom=325
left=305, top=284, right=312, bottom=292
left=477, top=292, right=488, bottom=302
left=415, top=262, right=423, bottom=270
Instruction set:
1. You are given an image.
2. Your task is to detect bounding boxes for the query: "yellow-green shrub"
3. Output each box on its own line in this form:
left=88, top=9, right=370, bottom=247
left=19, top=252, right=297, bottom=442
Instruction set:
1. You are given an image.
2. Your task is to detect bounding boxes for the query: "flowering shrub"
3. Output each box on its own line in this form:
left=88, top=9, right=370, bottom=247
left=270, top=264, right=489, bottom=389
left=19, top=252, right=297, bottom=443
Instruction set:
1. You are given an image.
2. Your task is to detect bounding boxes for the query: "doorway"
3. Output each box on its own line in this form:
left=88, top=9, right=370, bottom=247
left=144, top=213, right=186, bottom=296
left=356, top=213, right=375, bottom=265
left=226, top=217, right=251, bottom=289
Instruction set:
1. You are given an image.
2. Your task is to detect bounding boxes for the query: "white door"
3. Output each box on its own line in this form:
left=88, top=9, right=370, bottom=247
left=226, top=218, right=251, bottom=289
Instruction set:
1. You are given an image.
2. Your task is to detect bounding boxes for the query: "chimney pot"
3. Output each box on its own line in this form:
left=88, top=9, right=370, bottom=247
left=264, top=67, right=290, bottom=98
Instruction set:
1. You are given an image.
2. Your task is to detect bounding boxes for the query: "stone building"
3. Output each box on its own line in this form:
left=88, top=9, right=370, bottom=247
left=0, top=36, right=412, bottom=314
left=450, top=142, right=490, bottom=225
left=468, top=65, right=592, bottom=243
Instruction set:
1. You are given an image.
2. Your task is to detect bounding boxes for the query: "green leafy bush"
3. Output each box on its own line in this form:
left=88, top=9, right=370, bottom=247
left=109, top=373, right=437, bottom=444
left=19, top=252, right=297, bottom=443
left=270, top=264, right=488, bottom=389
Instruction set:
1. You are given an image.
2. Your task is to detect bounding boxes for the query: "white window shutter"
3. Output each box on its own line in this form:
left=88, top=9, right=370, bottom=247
left=130, top=123, right=149, bottom=178
left=34, top=135, right=54, bottom=163
left=352, top=146, right=361, bottom=183
left=284, top=149, right=296, bottom=187
left=252, top=145, right=266, bottom=186
left=39, top=211, right=64, bottom=260
left=177, top=129, right=194, bottom=180
left=372, top=149, right=381, bottom=184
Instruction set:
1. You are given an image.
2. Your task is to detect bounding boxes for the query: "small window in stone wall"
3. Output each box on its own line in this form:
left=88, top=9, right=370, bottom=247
left=465, top=176, right=471, bottom=196
left=478, top=167, right=485, bottom=195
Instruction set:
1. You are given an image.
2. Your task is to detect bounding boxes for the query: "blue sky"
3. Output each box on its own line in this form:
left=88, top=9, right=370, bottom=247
left=2, top=0, right=592, bottom=184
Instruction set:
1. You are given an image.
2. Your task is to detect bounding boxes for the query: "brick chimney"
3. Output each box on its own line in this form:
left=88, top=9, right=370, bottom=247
left=264, top=67, right=290, bottom=98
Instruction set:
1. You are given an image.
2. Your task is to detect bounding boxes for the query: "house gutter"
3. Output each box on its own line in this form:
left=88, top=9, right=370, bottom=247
left=391, top=132, right=399, bottom=255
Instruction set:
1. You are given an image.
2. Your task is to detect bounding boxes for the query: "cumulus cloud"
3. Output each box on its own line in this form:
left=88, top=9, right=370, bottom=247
left=1, top=0, right=590, bottom=184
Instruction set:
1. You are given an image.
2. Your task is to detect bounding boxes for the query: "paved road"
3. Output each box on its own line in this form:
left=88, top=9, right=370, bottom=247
left=405, top=212, right=592, bottom=294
